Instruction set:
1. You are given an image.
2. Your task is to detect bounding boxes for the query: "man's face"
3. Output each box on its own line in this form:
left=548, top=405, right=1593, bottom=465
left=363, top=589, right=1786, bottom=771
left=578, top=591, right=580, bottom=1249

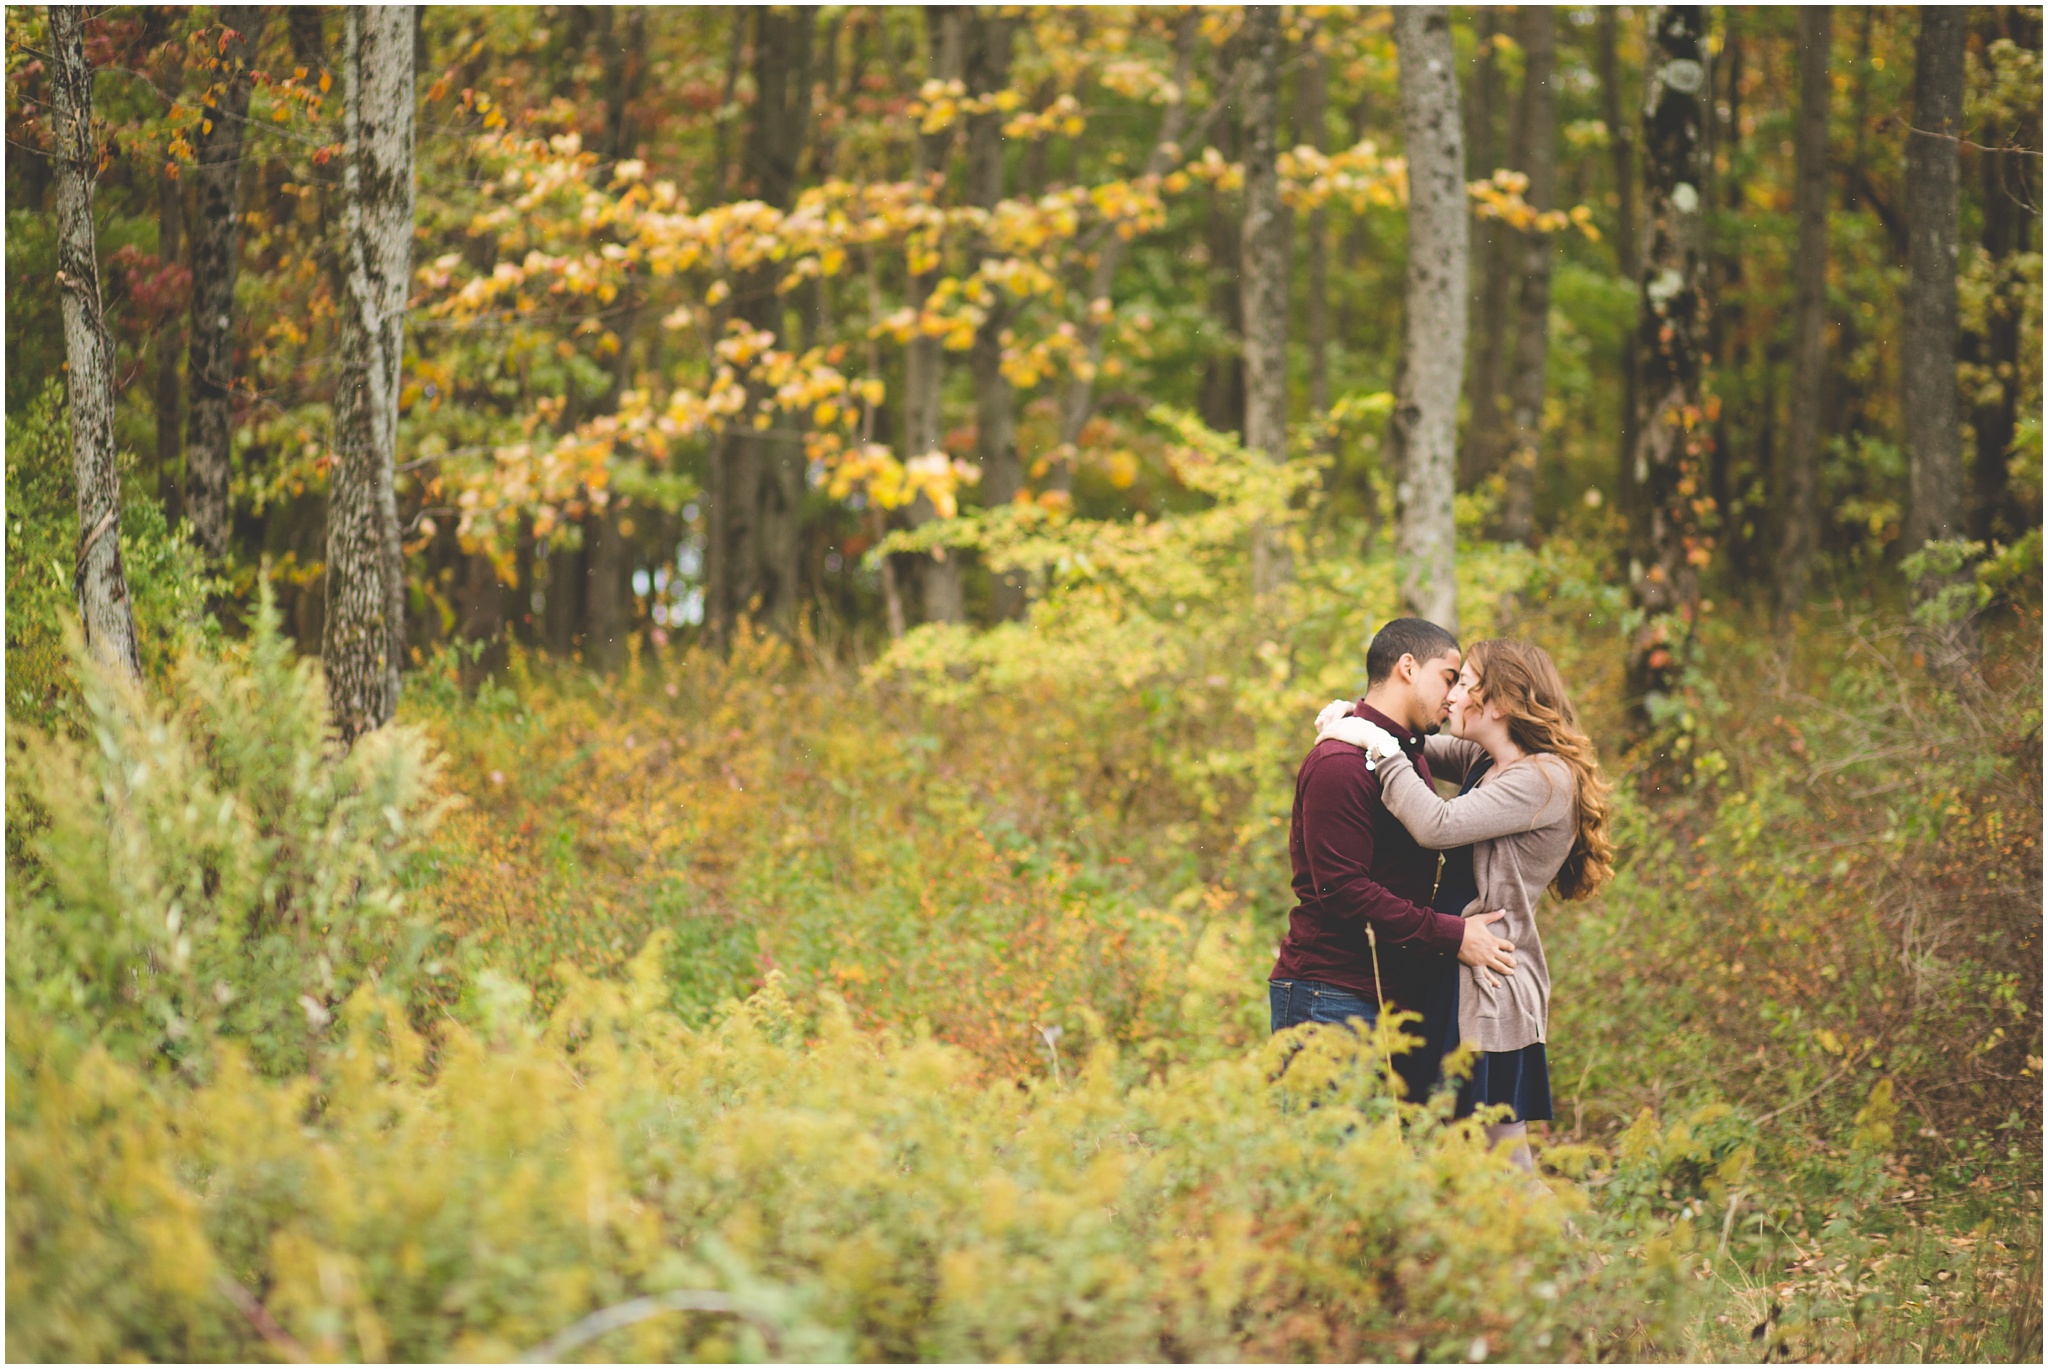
left=1407, top=650, right=1462, bottom=731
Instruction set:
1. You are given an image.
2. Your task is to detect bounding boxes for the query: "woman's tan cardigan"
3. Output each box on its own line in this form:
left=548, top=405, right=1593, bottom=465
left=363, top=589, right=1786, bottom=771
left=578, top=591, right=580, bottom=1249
left=1374, top=735, right=1576, bottom=1053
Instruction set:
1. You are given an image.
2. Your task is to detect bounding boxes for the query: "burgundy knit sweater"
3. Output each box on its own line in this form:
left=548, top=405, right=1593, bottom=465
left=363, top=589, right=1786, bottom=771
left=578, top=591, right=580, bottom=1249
left=1269, top=702, right=1468, bottom=1006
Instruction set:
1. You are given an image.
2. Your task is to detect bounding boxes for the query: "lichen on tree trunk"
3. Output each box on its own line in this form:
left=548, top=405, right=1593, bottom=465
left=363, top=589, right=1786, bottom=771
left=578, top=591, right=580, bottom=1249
left=49, top=4, right=143, bottom=682
left=323, top=5, right=415, bottom=743
left=1392, top=6, right=1468, bottom=634
left=1623, top=5, right=1712, bottom=720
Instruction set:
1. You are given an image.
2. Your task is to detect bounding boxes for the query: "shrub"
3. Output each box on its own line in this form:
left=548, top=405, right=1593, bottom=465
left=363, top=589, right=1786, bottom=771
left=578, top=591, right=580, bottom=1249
left=4, top=380, right=216, bottom=734
left=5, top=589, right=444, bottom=1078
left=6, top=945, right=1690, bottom=1362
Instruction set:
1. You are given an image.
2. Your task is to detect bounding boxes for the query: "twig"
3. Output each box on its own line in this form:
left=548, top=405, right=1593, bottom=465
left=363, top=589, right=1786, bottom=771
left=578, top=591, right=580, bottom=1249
left=1753, top=1059, right=1857, bottom=1126
left=518, top=1289, right=781, bottom=1363
left=215, top=1275, right=311, bottom=1364
left=1717, top=1187, right=1745, bottom=1265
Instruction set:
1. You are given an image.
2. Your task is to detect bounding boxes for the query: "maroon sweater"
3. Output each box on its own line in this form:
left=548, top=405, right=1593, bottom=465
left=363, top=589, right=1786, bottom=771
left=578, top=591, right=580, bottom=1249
left=1269, top=702, right=1468, bottom=1005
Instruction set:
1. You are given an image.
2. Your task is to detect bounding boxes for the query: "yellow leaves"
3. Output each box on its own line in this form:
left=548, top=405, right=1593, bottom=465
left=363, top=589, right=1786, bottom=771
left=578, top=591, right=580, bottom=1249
left=1003, top=91, right=1086, bottom=141
left=907, top=77, right=969, bottom=134
left=1184, top=145, right=1243, bottom=193
left=1467, top=171, right=1604, bottom=241
left=1279, top=139, right=1405, bottom=212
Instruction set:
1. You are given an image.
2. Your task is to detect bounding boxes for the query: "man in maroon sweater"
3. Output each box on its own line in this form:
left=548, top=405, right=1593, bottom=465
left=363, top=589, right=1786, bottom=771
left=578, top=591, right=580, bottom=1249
left=1269, top=618, right=1517, bottom=1099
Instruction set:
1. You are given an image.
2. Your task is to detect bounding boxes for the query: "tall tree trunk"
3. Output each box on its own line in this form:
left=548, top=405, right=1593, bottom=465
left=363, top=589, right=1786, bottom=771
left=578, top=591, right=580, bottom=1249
left=1298, top=23, right=1330, bottom=424
left=1392, top=6, right=1467, bottom=633
left=904, top=7, right=966, bottom=624
left=1240, top=5, right=1292, bottom=594
left=1704, top=12, right=1751, bottom=583
left=1054, top=14, right=1198, bottom=477
left=1901, top=6, right=1971, bottom=648
left=582, top=6, right=648, bottom=666
left=49, top=4, right=143, bottom=681
left=1597, top=7, right=1642, bottom=532
left=1498, top=7, right=1557, bottom=544
left=1776, top=7, right=1833, bottom=620
left=154, top=171, right=184, bottom=523
left=1199, top=43, right=1247, bottom=444
left=543, top=536, right=583, bottom=655
left=708, top=5, right=814, bottom=645
left=1460, top=9, right=1512, bottom=489
left=185, top=6, right=261, bottom=561
left=584, top=506, right=627, bottom=667
left=1623, top=5, right=1711, bottom=720
left=966, top=9, right=1024, bottom=620
left=323, top=5, right=415, bottom=743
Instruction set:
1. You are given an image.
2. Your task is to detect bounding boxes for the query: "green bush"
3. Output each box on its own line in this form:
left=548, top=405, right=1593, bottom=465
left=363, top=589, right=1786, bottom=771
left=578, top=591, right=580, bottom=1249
left=4, top=380, right=216, bottom=734
left=5, top=589, right=444, bottom=1078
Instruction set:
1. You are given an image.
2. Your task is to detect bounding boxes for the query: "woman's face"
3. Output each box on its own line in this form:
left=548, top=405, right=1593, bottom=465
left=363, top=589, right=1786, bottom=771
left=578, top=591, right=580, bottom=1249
left=1444, top=663, right=1481, bottom=737
left=1446, top=662, right=1502, bottom=743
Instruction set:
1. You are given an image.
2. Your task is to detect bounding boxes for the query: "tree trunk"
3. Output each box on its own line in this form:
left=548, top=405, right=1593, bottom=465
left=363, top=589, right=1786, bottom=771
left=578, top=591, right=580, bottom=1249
left=1498, top=6, right=1557, bottom=544
left=1597, top=7, right=1641, bottom=533
left=323, top=5, right=415, bottom=743
left=1298, top=24, right=1330, bottom=424
left=966, top=9, right=1025, bottom=620
left=1240, top=5, right=1292, bottom=594
left=904, top=7, right=966, bottom=624
left=454, top=546, right=506, bottom=691
left=584, top=505, right=627, bottom=667
left=1199, top=53, right=1246, bottom=443
left=1392, top=6, right=1467, bottom=633
left=542, top=534, right=583, bottom=655
left=1623, top=5, right=1711, bottom=720
left=49, top=4, right=143, bottom=681
left=1460, top=10, right=1512, bottom=490
left=1901, top=6, right=1967, bottom=557
left=1776, top=6, right=1832, bottom=620
left=708, top=5, right=815, bottom=645
left=154, top=170, right=184, bottom=523
left=1054, top=14, right=1197, bottom=475
left=184, top=6, right=261, bottom=562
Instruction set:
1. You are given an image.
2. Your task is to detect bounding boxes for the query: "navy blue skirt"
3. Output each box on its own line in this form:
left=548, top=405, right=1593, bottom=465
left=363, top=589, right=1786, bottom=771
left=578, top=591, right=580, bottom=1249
left=1457, top=1042, right=1553, bottom=1122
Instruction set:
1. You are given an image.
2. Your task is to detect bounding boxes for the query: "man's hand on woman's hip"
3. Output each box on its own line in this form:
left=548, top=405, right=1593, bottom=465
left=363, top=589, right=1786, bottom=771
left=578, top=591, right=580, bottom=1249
left=1458, top=908, right=1515, bottom=978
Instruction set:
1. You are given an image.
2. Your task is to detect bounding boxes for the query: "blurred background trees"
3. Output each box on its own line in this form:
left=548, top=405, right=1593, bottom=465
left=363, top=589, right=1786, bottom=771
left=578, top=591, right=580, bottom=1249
left=3, top=4, right=2040, bottom=706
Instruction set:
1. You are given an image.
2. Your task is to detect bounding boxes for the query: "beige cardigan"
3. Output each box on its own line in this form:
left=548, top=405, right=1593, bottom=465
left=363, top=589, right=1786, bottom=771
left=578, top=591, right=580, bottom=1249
left=1375, top=735, right=1575, bottom=1053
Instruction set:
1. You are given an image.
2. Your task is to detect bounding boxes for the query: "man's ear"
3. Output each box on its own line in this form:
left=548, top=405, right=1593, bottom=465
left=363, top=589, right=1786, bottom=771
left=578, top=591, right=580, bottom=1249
left=1394, top=652, right=1418, bottom=685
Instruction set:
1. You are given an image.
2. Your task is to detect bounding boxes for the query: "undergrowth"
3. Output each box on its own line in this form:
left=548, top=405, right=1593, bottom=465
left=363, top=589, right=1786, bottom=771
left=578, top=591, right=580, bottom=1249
left=6, top=426, right=2038, bottom=1360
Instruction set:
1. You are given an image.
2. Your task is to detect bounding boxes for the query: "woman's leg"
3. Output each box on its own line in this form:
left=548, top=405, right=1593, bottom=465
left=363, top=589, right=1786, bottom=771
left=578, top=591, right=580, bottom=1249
left=1485, top=1121, right=1534, bottom=1172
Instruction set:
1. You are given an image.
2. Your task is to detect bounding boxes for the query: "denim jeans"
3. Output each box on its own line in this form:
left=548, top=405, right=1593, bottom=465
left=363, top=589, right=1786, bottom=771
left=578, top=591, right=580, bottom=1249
left=1269, top=972, right=1460, bottom=1103
left=1268, top=978, right=1379, bottom=1034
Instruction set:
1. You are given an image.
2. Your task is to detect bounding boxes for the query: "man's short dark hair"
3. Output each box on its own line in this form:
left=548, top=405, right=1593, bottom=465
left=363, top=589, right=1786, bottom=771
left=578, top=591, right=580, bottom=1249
left=1365, top=617, right=1461, bottom=685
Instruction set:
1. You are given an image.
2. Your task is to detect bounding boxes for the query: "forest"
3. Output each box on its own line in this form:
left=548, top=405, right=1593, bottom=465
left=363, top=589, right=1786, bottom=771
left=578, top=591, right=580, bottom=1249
left=4, top=4, right=2042, bottom=1362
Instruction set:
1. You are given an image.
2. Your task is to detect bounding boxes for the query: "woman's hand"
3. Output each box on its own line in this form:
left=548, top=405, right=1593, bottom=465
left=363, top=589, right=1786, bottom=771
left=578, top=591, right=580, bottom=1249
left=1314, top=700, right=1402, bottom=769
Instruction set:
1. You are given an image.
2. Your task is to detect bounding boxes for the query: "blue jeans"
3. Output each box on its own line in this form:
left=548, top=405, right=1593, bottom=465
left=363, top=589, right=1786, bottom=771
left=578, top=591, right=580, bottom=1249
left=1269, top=974, right=1460, bottom=1103
left=1269, top=978, right=1379, bottom=1034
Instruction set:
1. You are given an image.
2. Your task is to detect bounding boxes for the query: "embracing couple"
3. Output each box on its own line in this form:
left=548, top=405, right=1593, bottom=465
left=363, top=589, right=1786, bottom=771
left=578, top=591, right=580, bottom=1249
left=1269, top=617, right=1614, bottom=1173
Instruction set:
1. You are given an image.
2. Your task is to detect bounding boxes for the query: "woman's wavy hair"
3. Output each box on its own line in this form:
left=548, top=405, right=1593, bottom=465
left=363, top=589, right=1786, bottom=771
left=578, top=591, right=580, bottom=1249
left=1463, top=639, right=1614, bottom=901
